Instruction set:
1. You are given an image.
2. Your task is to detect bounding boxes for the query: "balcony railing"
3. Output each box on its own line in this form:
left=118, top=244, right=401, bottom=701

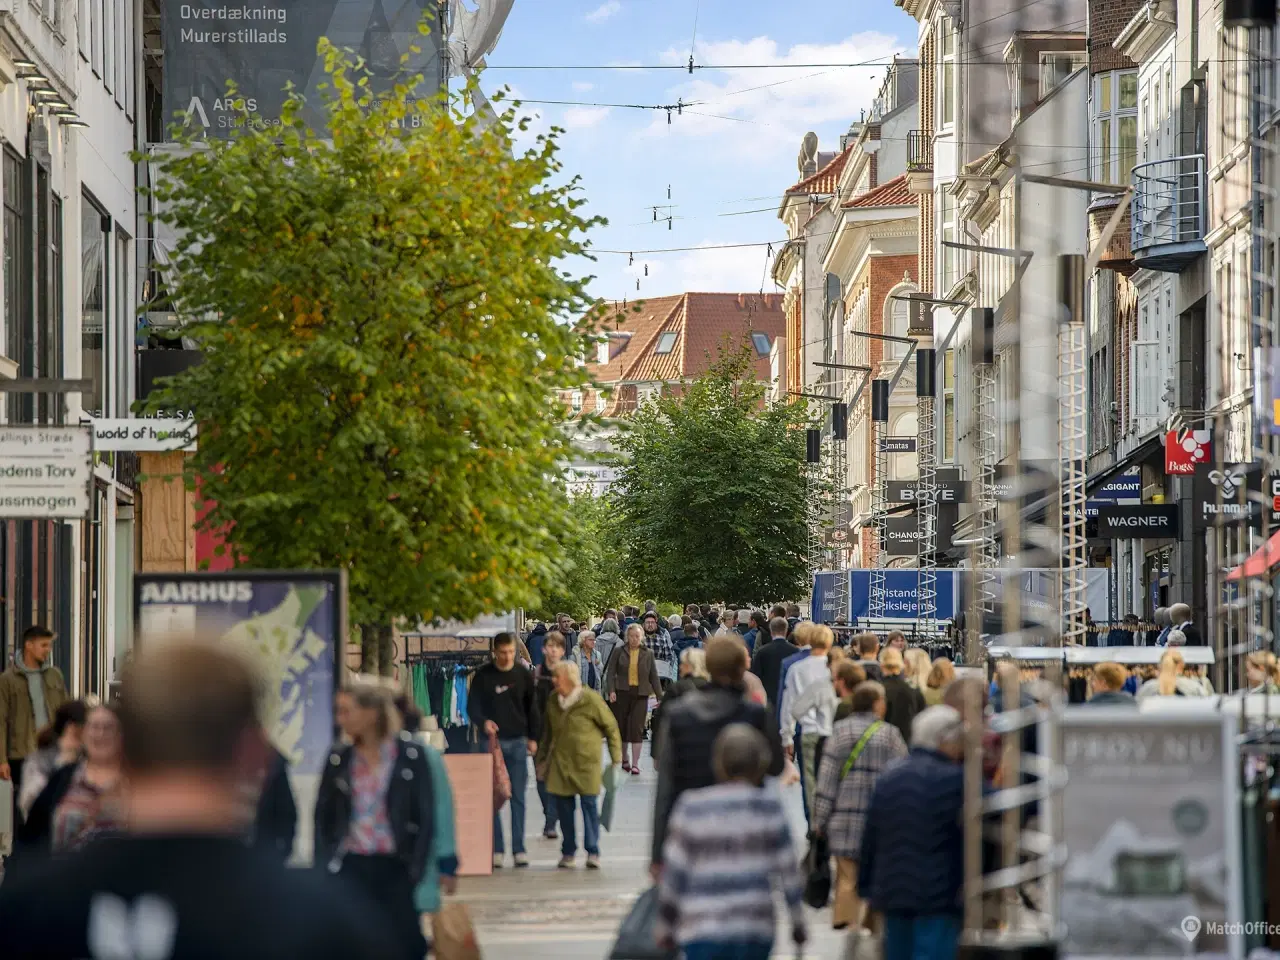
left=906, top=130, right=934, bottom=172
left=1130, top=155, right=1207, bottom=272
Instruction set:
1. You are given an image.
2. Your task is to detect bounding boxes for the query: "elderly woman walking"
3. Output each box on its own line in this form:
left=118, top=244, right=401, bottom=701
left=541, top=662, right=622, bottom=869
left=568, top=629, right=606, bottom=693
left=604, top=623, right=662, bottom=774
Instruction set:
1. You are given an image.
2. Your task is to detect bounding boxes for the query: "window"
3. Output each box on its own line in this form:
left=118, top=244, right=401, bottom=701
left=115, top=230, right=131, bottom=417
left=124, top=0, right=134, bottom=118
left=4, top=151, right=24, bottom=422
left=938, top=22, right=957, bottom=129
left=103, top=0, right=114, bottom=93
left=940, top=192, right=958, bottom=291
left=1219, top=28, right=1249, bottom=155
left=91, top=0, right=102, bottom=76
left=81, top=194, right=108, bottom=418
left=78, top=0, right=88, bottom=59
left=596, top=340, right=609, bottom=364
left=1094, top=70, right=1139, bottom=184
left=1040, top=52, right=1086, bottom=99
left=750, top=331, right=771, bottom=356
left=595, top=392, right=607, bottom=414
left=884, top=295, right=910, bottom=359
left=570, top=390, right=583, bottom=413
left=942, top=350, right=955, bottom=462
left=655, top=331, right=678, bottom=355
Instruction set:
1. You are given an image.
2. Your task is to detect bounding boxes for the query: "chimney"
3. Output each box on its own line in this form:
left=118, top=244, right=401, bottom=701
left=738, top=293, right=747, bottom=309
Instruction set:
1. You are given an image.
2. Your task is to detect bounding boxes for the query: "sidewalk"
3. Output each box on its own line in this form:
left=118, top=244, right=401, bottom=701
left=454, top=744, right=848, bottom=959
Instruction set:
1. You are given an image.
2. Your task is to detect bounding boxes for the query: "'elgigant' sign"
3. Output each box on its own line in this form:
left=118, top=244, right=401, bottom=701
left=162, top=1, right=445, bottom=137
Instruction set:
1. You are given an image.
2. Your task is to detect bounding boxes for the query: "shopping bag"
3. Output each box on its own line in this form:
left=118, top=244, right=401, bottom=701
left=434, top=902, right=483, bottom=960
left=608, top=886, right=677, bottom=960
left=803, top=831, right=832, bottom=909
left=489, top=733, right=512, bottom=810
left=601, top=764, right=623, bottom=832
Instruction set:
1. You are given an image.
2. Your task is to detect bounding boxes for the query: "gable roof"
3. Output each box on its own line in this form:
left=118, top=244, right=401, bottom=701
left=842, top=173, right=913, bottom=209
left=786, top=146, right=853, bottom=196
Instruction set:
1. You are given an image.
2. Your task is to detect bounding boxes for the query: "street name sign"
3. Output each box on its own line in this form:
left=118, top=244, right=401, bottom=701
left=0, top=425, right=92, bottom=519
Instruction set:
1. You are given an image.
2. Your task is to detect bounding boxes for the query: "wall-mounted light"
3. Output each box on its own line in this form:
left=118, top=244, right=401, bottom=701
left=42, top=100, right=71, bottom=111
left=12, top=59, right=38, bottom=70
left=59, top=119, right=88, bottom=128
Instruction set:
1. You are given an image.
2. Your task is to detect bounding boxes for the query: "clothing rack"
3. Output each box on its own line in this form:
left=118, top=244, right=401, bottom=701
left=403, top=649, right=491, bottom=752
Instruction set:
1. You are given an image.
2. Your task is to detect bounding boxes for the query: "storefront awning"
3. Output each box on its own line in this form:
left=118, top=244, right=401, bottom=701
left=1225, top=529, right=1280, bottom=581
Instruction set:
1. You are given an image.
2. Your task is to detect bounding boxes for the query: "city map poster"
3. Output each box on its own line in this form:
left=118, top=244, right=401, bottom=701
left=134, top=571, right=346, bottom=777
left=1060, top=709, right=1242, bottom=960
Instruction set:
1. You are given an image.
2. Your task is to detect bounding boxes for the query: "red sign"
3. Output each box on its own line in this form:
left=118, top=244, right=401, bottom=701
left=1165, top=429, right=1211, bottom=475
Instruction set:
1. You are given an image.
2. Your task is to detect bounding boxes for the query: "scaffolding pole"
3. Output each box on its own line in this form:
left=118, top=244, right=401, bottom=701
left=870, top=378, right=890, bottom=617
left=917, top=343, right=939, bottom=636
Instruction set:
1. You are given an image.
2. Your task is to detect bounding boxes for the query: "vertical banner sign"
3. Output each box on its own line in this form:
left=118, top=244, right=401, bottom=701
left=162, top=1, right=445, bottom=137
left=1060, top=711, right=1241, bottom=960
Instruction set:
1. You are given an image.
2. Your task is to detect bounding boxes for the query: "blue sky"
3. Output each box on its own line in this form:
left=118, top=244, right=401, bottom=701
left=481, top=0, right=918, bottom=303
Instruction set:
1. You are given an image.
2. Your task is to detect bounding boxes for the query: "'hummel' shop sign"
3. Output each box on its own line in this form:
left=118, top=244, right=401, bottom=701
left=1096, top=504, right=1179, bottom=538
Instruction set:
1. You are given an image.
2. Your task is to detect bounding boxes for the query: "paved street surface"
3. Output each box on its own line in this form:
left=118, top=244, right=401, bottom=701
left=453, top=743, right=848, bottom=959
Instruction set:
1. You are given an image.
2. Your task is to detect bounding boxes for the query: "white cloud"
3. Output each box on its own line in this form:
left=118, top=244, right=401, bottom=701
left=585, top=1, right=621, bottom=24
left=562, top=105, right=612, bottom=130
left=572, top=81, right=595, bottom=93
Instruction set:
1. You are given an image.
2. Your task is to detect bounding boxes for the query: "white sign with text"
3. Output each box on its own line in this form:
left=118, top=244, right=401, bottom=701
left=88, top=418, right=198, bottom=452
left=0, top=425, right=93, bottom=518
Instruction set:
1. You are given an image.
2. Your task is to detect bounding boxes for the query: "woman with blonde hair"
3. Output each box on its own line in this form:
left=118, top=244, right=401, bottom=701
left=924, top=657, right=956, bottom=706
left=1137, top=649, right=1206, bottom=699
left=903, top=647, right=932, bottom=691
left=1247, top=651, right=1280, bottom=694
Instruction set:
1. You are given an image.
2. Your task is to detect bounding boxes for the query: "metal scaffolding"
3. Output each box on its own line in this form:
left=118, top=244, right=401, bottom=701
left=870, top=378, right=890, bottom=617
left=916, top=344, right=939, bottom=636
left=1058, top=255, right=1089, bottom=647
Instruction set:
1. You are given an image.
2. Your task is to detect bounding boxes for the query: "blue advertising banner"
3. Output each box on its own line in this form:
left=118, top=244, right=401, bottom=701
left=811, top=571, right=847, bottom=623
left=848, top=570, right=961, bottom=620
left=135, top=571, right=345, bottom=777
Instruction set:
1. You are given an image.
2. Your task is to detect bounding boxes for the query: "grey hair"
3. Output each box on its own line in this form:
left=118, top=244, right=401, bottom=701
left=1170, top=603, right=1191, bottom=624
left=552, top=661, right=581, bottom=688
left=1154, top=606, right=1171, bottom=628
left=668, top=614, right=683, bottom=629
left=578, top=630, right=596, bottom=643
left=911, top=705, right=964, bottom=751
left=600, top=619, right=620, bottom=635
left=712, top=723, right=771, bottom=784
left=625, top=623, right=645, bottom=643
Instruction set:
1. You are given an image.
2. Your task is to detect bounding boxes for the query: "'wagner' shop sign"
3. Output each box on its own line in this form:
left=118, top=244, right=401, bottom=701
left=163, top=0, right=445, bottom=137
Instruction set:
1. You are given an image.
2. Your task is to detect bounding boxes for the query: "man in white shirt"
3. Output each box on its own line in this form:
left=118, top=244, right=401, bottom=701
left=780, top=624, right=835, bottom=820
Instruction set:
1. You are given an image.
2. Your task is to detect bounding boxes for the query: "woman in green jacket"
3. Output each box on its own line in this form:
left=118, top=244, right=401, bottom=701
left=393, top=697, right=458, bottom=918
left=541, top=662, right=622, bottom=870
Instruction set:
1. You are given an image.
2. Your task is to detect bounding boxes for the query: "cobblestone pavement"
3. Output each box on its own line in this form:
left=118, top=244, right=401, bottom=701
left=450, top=744, right=849, bottom=960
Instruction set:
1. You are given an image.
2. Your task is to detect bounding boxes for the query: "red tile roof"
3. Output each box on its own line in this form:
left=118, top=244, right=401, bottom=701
left=581, top=292, right=786, bottom=416
left=785, top=147, right=852, bottom=196
left=842, top=173, right=913, bottom=209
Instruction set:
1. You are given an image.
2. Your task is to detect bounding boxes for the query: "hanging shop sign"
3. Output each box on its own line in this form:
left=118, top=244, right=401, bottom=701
left=882, top=516, right=922, bottom=555
left=0, top=425, right=92, bottom=519
left=1060, top=710, right=1241, bottom=960
left=878, top=436, right=917, bottom=454
left=823, top=527, right=852, bottom=547
left=161, top=0, right=445, bottom=138
left=1164, top=428, right=1212, bottom=475
left=1193, top=463, right=1260, bottom=529
left=1096, top=503, right=1179, bottom=538
left=1094, top=468, right=1143, bottom=500
left=886, top=468, right=971, bottom=504
left=85, top=417, right=198, bottom=453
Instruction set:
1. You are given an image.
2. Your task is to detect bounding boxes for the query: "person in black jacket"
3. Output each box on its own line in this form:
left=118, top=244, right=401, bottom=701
left=253, top=744, right=298, bottom=862
left=878, top=648, right=926, bottom=744
left=750, top=617, right=799, bottom=721
left=653, top=637, right=785, bottom=873
left=1170, top=603, right=1204, bottom=646
left=315, top=684, right=435, bottom=960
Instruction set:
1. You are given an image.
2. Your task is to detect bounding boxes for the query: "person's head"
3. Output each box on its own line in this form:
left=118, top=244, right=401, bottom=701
left=911, top=705, right=965, bottom=761
left=792, top=622, right=814, bottom=648
left=337, top=683, right=393, bottom=746
left=834, top=661, right=867, bottom=698
left=600, top=618, right=620, bottom=636
left=604, top=608, right=619, bottom=623
left=850, top=680, right=887, bottom=718
left=20, top=625, right=54, bottom=666
left=1170, top=603, right=1192, bottom=626
left=645, top=600, right=657, bottom=614
left=1247, top=651, right=1280, bottom=688
left=705, top=636, right=749, bottom=686
left=37, top=698, right=88, bottom=751
left=543, top=632, right=566, bottom=666
left=904, top=648, right=932, bottom=687
left=668, top=614, right=683, bottom=631
left=1154, top=607, right=1171, bottom=628
left=82, top=703, right=122, bottom=766
left=492, top=632, right=518, bottom=670
left=392, top=694, right=424, bottom=734
left=553, top=661, right=581, bottom=698
left=626, top=623, right=645, bottom=648
left=769, top=616, right=789, bottom=639
left=680, top=647, right=710, bottom=681
left=686, top=603, right=701, bottom=618
left=880, top=646, right=904, bottom=676
left=579, top=630, right=597, bottom=652
left=1164, top=628, right=1187, bottom=648
left=808, top=624, right=833, bottom=655
left=1157, top=648, right=1187, bottom=696
left=786, top=603, right=801, bottom=619
left=750, top=610, right=769, bottom=634
left=856, top=632, right=880, bottom=658
left=712, top=723, right=771, bottom=786
left=1091, top=662, right=1128, bottom=696
left=557, top=613, right=573, bottom=629
left=116, top=642, right=264, bottom=793
left=642, top=612, right=660, bottom=635
left=943, top=676, right=989, bottom=714
left=927, top=657, right=956, bottom=691
left=887, top=631, right=907, bottom=652
left=769, top=604, right=787, bottom=621
left=721, top=609, right=738, bottom=629
left=700, top=603, right=712, bottom=618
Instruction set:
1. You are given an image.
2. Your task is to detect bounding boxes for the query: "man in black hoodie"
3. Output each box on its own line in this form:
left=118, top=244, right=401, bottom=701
left=653, top=637, right=785, bottom=874
left=750, top=617, right=799, bottom=721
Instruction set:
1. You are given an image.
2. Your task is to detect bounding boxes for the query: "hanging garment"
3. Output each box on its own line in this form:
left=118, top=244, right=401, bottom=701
left=453, top=667, right=469, bottom=727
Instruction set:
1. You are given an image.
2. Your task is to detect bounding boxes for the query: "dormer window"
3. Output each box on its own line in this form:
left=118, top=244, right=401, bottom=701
left=1040, top=51, right=1087, bottom=99
left=597, top=340, right=610, bottom=364
left=751, top=332, right=772, bottom=356
left=655, top=331, right=678, bottom=355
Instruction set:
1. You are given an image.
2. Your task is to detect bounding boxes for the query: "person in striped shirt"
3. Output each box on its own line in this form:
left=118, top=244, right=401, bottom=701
left=656, top=724, right=807, bottom=960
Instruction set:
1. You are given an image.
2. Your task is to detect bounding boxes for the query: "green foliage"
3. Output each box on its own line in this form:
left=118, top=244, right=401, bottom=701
left=611, top=348, right=812, bottom=604
left=140, top=33, right=604, bottom=626
left=527, top=489, right=633, bottom=622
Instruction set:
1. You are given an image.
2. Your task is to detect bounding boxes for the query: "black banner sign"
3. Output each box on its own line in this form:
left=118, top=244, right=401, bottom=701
left=883, top=516, right=922, bottom=555
left=1096, top=504, right=1179, bottom=538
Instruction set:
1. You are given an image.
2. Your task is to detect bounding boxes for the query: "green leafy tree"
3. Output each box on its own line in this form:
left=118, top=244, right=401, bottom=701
left=141, top=33, right=602, bottom=661
left=527, top=489, right=633, bottom=622
left=611, top=347, right=812, bottom=604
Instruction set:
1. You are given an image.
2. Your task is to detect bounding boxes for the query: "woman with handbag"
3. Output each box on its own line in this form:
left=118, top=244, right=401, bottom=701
left=603, top=624, right=662, bottom=774
left=540, top=662, right=622, bottom=869
left=315, top=684, right=435, bottom=960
